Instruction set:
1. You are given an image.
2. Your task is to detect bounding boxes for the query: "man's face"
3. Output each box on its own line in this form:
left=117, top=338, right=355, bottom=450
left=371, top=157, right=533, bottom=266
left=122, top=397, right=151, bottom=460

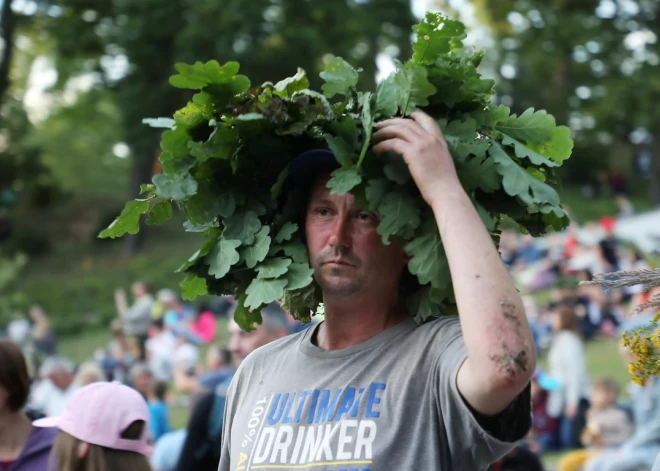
left=228, top=320, right=286, bottom=368
left=304, top=171, right=407, bottom=299
left=50, top=371, right=74, bottom=391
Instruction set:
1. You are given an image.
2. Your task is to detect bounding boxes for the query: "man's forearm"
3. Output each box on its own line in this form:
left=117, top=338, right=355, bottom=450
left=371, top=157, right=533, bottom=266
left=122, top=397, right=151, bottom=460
left=431, top=184, right=536, bottom=392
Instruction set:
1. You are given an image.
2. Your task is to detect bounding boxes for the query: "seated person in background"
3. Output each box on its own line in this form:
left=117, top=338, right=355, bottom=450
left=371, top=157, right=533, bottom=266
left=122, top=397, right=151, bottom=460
left=558, top=377, right=634, bottom=471
left=584, top=347, right=660, bottom=471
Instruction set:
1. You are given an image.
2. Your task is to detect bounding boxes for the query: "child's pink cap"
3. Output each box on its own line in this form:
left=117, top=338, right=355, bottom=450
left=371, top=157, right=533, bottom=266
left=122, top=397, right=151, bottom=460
left=33, top=381, right=152, bottom=456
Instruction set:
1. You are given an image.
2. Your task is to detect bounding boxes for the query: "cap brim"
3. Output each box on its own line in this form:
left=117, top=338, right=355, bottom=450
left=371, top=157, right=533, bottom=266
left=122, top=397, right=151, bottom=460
left=288, top=149, right=337, bottom=187
left=33, top=416, right=61, bottom=428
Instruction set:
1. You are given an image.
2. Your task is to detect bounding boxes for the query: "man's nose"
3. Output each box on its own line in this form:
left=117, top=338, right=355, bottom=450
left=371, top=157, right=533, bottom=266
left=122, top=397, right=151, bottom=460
left=328, top=215, right=351, bottom=248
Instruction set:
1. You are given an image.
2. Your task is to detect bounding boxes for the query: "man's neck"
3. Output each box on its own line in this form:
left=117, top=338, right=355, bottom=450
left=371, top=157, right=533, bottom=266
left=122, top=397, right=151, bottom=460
left=315, top=295, right=409, bottom=351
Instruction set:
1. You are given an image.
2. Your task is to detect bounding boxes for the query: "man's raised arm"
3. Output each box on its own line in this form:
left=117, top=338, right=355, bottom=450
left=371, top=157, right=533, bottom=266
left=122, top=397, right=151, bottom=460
left=372, top=110, right=536, bottom=416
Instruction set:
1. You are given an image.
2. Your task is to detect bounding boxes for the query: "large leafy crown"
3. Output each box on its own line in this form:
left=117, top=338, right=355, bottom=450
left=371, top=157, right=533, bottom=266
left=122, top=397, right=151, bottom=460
left=100, top=13, right=573, bottom=330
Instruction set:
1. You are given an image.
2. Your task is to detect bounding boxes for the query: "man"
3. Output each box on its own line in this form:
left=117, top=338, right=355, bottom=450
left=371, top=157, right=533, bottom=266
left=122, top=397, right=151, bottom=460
left=218, top=110, right=535, bottom=470
left=115, top=280, right=155, bottom=360
left=29, top=357, right=77, bottom=417
left=174, top=302, right=290, bottom=471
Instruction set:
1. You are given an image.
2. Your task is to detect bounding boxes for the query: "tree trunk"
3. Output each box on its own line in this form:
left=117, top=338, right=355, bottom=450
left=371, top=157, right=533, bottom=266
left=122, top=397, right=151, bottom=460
left=650, top=132, right=660, bottom=207
left=0, top=0, right=16, bottom=109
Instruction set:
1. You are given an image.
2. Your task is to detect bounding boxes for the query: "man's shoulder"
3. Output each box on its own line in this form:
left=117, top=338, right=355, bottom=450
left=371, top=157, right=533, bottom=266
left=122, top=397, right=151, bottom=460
left=411, top=315, right=462, bottom=339
left=248, top=329, right=308, bottom=361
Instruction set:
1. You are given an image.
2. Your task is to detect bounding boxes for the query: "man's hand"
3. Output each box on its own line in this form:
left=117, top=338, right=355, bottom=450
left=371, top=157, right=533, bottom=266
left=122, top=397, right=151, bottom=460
left=371, top=110, right=460, bottom=207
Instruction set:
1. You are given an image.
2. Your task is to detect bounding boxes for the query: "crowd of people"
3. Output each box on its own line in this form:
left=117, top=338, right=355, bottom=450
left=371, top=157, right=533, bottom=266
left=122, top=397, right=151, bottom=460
left=1, top=209, right=659, bottom=471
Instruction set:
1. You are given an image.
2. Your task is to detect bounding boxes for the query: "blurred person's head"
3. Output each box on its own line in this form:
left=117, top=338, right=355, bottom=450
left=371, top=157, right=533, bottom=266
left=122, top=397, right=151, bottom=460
left=129, top=363, right=153, bottom=398
left=551, top=305, right=581, bottom=335
left=206, top=346, right=231, bottom=371
left=150, top=318, right=165, bottom=334
left=590, top=378, right=620, bottom=410
left=150, top=381, right=168, bottom=403
left=157, top=289, right=179, bottom=311
left=42, top=357, right=76, bottom=391
left=34, top=382, right=151, bottom=471
left=29, top=304, right=49, bottom=325
left=228, top=301, right=290, bottom=368
left=0, top=339, right=31, bottom=415
left=599, top=216, right=616, bottom=236
left=131, top=281, right=152, bottom=299
left=74, top=362, right=107, bottom=387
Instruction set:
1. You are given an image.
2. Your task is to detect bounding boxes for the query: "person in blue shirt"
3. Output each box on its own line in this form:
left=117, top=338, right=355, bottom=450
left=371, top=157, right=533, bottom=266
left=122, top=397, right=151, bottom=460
left=148, top=381, right=171, bottom=443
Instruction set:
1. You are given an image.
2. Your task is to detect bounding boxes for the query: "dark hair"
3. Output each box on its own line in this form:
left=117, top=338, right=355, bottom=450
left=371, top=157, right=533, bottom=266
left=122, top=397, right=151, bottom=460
left=0, top=339, right=30, bottom=412
left=554, top=305, right=581, bottom=335
left=151, top=318, right=164, bottom=330
left=219, top=348, right=231, bottom=366
left=152, top=381, right=168, bottom=401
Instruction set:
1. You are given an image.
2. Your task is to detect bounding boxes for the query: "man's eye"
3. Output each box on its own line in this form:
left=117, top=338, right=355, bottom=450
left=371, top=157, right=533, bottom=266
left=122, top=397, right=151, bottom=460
left=317, top=208, right=330, bottom=216
left=358, top=212, right=374, bottom=221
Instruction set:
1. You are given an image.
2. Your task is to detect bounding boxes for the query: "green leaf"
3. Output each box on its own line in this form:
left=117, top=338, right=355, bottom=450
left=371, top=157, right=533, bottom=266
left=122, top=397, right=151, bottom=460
left=391, top=66, right=437, bottom=116
left=99, top=199, right=150, bottom=239
left=327, top=167, right=362, bottom=195
left=176, top=238, right=216, bottom=273
left=189, top=125, right=239, bottom=162
left=161, top=128, right=189, bottom=158
left=223, top=211, right=261, bottom=245
left=174, top=102, right=212, bottom=130
left=474, top=201, right=496, bottom=232
left=441, top=118, right=490, bottom=162
left=256, top=258, right=292, bottom=279
left=275, top=223, right=298, bottom=243
left=271, top=168, right=289, bottom=200
left=412, top=13, right=466, bottom=65
left=284, top=263, right=314, bottom=291
left=273, top=68, right=310, bottom=98
left=233, top=294, right=262, bottom=332
left=405, top=219, right=450, bottom=289
left=319, top=57, right=359, bottom=98
left=365, top=178, right=390, bottom=211
left=244, top=278, right=288, bottom=311
left=377, top=191, right=421, bottom=245
left=206, top=238, right=241, bottom=279
left=325, top=135, right=356, bottom=167
left=153, top=172, right=198, bottom=201
left=383, top=154, right=411, bottom=184
left=241, top=226, right=271, bottom=269
left=527, top=126, right=573, bottom=166
left=457, top=153, right=501, bottom=192
left=495, top=108, right=554, bottom=143
left=146, top=201, right=173, bottom=225
left=357, top=92, right=374, bottom=167
left=474, top=105, right=510, bottom=127
left=282, top=241, right=309, bottom=264
left=180, top=274, right=208, bottom=301
left=329, top=117, right=359, bottom=150
left=489, top=143, right=560, bottom=207
left=374, top=73, right=400, bottom=116
left=140, top=184, right=156, bottom=195
left=501, top=135, right=558, bottom=167
left=169, top=60, right=250, bottom=93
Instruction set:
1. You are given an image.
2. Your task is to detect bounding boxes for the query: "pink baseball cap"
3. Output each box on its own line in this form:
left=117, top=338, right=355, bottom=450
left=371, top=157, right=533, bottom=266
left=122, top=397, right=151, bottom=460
left=33, top=381, right=152, bottom=456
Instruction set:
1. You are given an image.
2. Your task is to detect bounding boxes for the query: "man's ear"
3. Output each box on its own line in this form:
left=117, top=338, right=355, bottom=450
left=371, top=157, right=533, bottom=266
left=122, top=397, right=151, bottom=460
left=77, top=441, right=90, bottom=460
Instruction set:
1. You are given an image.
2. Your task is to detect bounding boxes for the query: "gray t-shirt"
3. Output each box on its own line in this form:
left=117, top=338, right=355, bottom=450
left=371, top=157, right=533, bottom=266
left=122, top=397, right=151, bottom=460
left=218, top=316, right=531, bottom=471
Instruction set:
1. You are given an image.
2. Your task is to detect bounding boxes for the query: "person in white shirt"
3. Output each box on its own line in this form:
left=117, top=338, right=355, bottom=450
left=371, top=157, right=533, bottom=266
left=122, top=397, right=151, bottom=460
left=30, top=357, right=78, bottom=417
left=145, top=319, right=177, bottom=383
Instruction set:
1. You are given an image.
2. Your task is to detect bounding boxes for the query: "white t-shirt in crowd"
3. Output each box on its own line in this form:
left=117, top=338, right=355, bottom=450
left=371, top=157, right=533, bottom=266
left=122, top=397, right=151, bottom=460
left=146, top=331, right=177, bottom=382
left=30, top=378, right=77, bottom=417
left=174, top=343, right=199, bottom=373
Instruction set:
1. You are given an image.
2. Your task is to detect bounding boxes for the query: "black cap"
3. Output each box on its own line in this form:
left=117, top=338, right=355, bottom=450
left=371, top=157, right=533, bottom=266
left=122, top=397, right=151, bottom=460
left=287, top=149, right=338, bottom=187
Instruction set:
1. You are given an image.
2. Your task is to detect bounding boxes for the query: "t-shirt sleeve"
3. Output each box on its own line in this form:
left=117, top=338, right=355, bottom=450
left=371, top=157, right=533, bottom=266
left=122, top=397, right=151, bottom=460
left=434, top=318, right=532, bottom=469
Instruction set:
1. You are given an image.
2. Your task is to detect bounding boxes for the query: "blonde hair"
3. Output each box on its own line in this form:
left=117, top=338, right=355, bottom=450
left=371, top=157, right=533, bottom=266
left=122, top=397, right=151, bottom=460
left=73, top=362, right=107, bottom=387
left=52, top=421, right=151, bottom=471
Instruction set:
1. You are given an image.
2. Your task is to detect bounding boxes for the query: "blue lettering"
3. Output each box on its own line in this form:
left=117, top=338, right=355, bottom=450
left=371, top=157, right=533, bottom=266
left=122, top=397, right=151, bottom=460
left=351, top=388, right=365, bottom=418
left=334, top=387, right=356, bottom=420
left=315, top=388, right=343, bottom=423
left=365, top=383, right=385, bottom=418
left=282, top=392, right=296, bottom=424
left=294, top=390, right=312, bottom=423
left=307, top=389, right=320, bottom=424
left=267, top=393, right=289, bottom=425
